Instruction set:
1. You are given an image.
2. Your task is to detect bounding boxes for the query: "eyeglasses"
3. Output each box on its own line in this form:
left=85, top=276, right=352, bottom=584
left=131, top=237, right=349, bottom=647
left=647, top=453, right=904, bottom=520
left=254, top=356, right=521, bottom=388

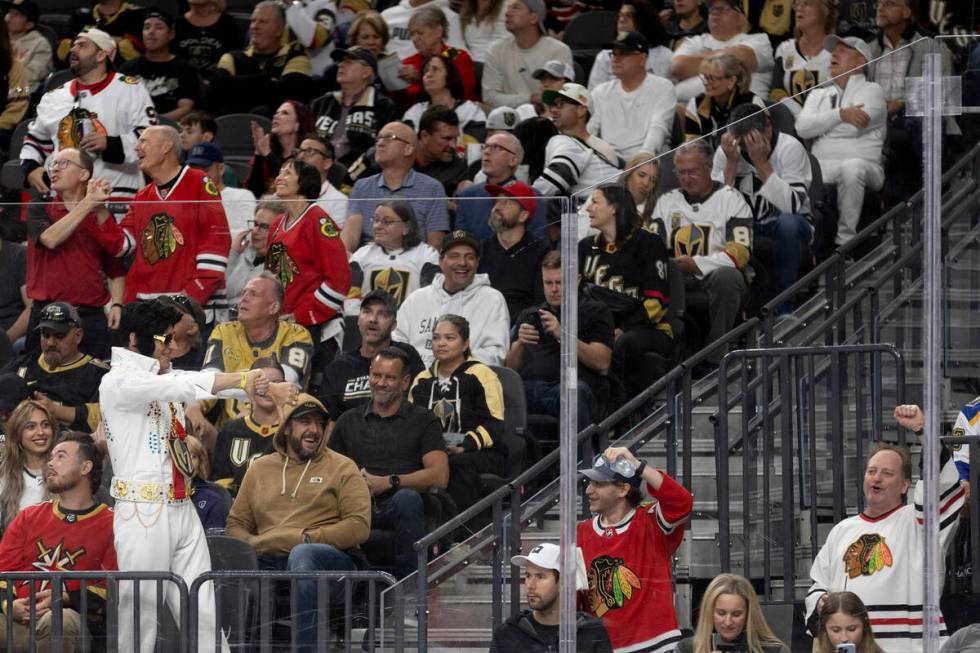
left=153, top=333, right=175, bottom=347
left=373, top=216, right=405, bottom=227
left=248, top=220, right=272, bottom=231
left=483, top=143, right=517, bottom=155
left=47, top=159, right=85, bottom=171
left=700, top=73, right=730, bottom=84
left=376, top=133, right=411, bottom=146
left=297, top=147, right=329, bottom=158
left=708, top=4, right=737, bottom=13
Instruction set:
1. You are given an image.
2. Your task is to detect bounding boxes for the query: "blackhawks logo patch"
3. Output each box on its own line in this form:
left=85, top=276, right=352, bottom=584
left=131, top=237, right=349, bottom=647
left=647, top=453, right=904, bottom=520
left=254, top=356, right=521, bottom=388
left=121, top=75, right=141, bottom=84
left=843, top=533, right=893, bottom=579
left=266, top=242, right=300, bottom=288
left=56, top=108, right=108, bottom=150
left=319, top=217, right=339, bottom=239
left=587, top=555, right=641, bottom=617
left=203, top=176, right=219, bottom=197
left=140, top=213, right=184, bottom=264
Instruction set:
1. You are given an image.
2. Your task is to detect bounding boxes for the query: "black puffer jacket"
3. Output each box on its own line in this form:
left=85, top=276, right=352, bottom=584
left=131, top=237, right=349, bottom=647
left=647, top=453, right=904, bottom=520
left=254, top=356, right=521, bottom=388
left=489, top=610, right=613, bottom=653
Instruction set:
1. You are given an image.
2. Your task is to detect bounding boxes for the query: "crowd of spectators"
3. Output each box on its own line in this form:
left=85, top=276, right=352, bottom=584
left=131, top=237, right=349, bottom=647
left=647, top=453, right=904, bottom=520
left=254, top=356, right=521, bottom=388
left=0, top=0, right=976, bottom=648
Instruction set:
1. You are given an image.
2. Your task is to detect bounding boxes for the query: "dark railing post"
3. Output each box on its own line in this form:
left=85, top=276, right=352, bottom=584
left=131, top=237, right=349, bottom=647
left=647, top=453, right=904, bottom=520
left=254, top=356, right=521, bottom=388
left=416, top=547, right=429, bottom=653
left=509, top=483, right=523, bottom=617
left=830, top=350, right=846, bottom=522
left=716, top=355, right=731, bottom=571
left=50, top=572, right=63, bottom=653
left=778, top=354, right=795, bottom=602
left=491, top=497, right=503, bottom=630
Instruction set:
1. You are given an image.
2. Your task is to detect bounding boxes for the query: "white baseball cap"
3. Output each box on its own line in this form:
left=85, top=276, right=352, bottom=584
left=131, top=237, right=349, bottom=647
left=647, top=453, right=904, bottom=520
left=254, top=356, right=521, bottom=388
left=823, top=34, right=873, bottom=65
left=76, top=28, right=117, bottom=61
left=511, top=543, right=560, bottom=571
left=542, top=83, right=592, bottom=114
left=533, top=59, right=575, bottom=82
left=486, top=106, right=521, bottom=132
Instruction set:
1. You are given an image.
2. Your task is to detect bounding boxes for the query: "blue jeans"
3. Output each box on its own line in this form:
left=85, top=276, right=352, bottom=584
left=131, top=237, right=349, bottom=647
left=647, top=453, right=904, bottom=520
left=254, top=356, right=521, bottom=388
left=754, top=214, right=812, bottom=314
left=258, top=543, right=356, bottom=651
left=524, top=378, right=594, bottom=426
left=373, top=489, right=425, bottom=579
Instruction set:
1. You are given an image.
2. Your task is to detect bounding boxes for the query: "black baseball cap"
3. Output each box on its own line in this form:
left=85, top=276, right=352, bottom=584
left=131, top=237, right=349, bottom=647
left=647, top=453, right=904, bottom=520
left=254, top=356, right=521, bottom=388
left=35, top=302, right=81, bottom=334
left=331, top=46, right=378, bottom=74
left=361, top=289, right=397, bottom=315
left=286, top=394, right=330, bottom=423
left=606, top=31, right=650, bottom=53
left=440, top=230, right=481, bottom=257
left=144, top=9, right=175, bottom=29
left=0, top=0, right=40, bottom=24
left=186, top=142, right=224, bottom=166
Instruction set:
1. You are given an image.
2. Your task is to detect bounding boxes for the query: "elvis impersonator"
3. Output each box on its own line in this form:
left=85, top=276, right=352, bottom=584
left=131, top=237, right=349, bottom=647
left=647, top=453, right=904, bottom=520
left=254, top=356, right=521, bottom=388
left=99, top=299, right=296, bottom=651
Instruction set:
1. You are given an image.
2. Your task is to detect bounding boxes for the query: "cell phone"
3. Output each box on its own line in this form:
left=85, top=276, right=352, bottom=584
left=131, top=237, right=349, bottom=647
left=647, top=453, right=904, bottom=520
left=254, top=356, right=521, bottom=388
left=712, top=634, right=738, bottom=652
left=835, top=644, right=857, bottom=653
left=524, top=311, right=543, bottom=336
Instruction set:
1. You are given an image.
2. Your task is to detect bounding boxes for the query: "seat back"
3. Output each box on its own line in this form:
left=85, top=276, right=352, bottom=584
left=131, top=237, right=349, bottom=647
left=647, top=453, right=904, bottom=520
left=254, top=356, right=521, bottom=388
left=44, top=69, right=73, bottom=94
left=2, top=159, right=24, bottom=191
left=489, top=365, right=528, bottom=479
left=8, top=120, right=31, bottom=160
left=216, top=113, right=272, bottom=158
left=759, top=601, right=796, bottom=651
left=767, top=101, right=798, bottom=139
left=206, top=535, right=258, bottom=648
left=562, top=11, right=617, bottom=49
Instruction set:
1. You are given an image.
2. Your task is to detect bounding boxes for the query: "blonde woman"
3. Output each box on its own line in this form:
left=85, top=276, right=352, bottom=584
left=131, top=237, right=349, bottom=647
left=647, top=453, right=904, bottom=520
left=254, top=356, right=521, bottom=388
left=185, top=434, right=230, bottom=532
left=0, top=400, right=55, bottom=532
left=619, top=155, right=660, bottom=227
left=814, top=592, right=885, bottom=653
left=769, top=0, right=837, bottom=117
left=684, top=52, right=766, bottom=149
left=676, top=573, right=787, bottom=653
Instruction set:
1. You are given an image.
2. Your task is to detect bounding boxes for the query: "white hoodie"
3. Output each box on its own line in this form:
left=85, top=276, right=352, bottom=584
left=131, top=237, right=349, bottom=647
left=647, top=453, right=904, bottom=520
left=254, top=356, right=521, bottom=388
left=393, top=272, right=510, bottom=368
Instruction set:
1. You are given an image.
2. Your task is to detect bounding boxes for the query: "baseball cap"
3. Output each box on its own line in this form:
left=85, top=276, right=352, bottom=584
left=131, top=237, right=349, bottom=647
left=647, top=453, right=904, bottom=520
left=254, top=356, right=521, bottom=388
left=441, top=229, right=481, bottom=257
left=0, top=0, right=40, bottom=24
left=606, top=31, right=650, bottom=53
left=486, top=180, right=537, bottom=217
left=823, top=34, right=873, bottom=65
left=76, top=28, right=117, bottom=60
left=578, top=453, right=643, bottom=487
left=542, top=83, right=592, bottom=114
left=361, top=289, right=397, bottom=315
left=486, top=106, right=521, bottom=132
left=0, top=373, right=29, bottom=412
left=144, top=9, right=174, bottom=29
left=532, top=59, right=575, bottom=82
left=284, top=393, right=329, bottom=423
left=707, top=0, right=746, bottom=13
left=35, top=302, right=81, bottom=334
left=186, top=142, right=224, bottom=167
left=331, top=46, right=378, bottom=74
left=515, top=0, right=546, bottom=21
left=511, top=542, right=560, bottom=571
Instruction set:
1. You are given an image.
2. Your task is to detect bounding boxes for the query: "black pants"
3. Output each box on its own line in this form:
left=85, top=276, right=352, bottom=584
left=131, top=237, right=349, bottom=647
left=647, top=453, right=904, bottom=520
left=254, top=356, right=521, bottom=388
left=613, top=325, right=674, bottom=399
left=307, top=320, right=341, bottom=396
left=447, top=450, right=505, bottom=512
left=24, top=301, right=111, bottom=360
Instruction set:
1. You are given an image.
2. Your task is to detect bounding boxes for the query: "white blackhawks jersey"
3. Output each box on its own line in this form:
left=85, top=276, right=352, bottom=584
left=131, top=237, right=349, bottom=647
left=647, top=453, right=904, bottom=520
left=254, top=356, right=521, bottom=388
left=21, top=72, right=156, bottom=198
left=533, top=134, right=623, bottom=198
left=285, top=0, right=338, bottom=76
left=804, top=454, right=965, bottom=652
left=344, top=242, right=440, bottom=315
left=950, top=396, right=977, bottom=482
left=649, top=184, right=754, bottom=277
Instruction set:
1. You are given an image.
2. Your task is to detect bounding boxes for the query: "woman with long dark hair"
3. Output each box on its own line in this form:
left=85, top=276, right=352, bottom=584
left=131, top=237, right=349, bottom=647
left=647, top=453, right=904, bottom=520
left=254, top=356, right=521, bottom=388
left=579, top=183, right=672, bottom=397
left=0, top=400, right=55, bottom=532
left=247, top=100, right=315, bottom=197
left=266, top=159, right=351, bottom=373
left=815, top=592, right=886, bottom=653
left=0, top=16, right=29, bottom=151
left=402, top=54, right=486, bottom=148
left=347, top=200, right=439, bottom=314
left=409, top=314, right=505, bottom=511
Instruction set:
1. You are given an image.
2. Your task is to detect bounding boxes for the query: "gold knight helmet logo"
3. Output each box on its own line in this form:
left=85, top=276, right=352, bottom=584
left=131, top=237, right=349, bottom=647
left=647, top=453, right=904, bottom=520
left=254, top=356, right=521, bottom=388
left=370, top=268, right=410, bottom=305
left=673, top=224, right=707, bottom=257
left=843, top=533, right=894, bottom=579
left=266, top=242, right=299, bottom=288
left=140, top=213, right=184, bottom=264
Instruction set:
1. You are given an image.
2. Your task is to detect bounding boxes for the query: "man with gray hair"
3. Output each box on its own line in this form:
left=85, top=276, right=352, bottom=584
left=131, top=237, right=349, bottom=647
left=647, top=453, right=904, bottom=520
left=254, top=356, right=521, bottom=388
left=118, top=125, right=232, bottom=321
left=21, top=27, right=156, bottom=200
left=456, top=132, right=547, bottom=241
left=209, top=0, right=313, bottom=114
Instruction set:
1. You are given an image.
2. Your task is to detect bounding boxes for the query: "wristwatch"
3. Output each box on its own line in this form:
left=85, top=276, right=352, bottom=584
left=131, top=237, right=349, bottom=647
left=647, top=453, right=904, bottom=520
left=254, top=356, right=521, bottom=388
left=389, top=475, right=401, bottom=490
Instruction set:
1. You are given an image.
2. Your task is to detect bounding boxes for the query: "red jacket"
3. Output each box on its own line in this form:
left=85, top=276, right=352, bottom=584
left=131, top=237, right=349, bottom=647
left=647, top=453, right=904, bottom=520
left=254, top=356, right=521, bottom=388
left=266, top=204, right=351, bottom=326
left=121, top=166, right=231, bottom=304
left=400, top=44, right=477, bottom=108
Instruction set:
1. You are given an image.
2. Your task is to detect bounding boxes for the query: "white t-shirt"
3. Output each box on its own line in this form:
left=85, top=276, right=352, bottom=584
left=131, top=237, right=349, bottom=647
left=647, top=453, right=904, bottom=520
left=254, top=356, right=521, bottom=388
left=382, top=0, right=466, bottom=61
left=588, top=73, right=677, bottom=158
left=672, top=32, right=774, bottom=102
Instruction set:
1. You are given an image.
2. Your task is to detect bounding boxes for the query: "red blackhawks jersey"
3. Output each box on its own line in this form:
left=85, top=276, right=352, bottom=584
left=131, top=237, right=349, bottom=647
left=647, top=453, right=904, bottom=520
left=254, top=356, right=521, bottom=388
left=120, top=166, right=231, bottom=305
left=265, top=204, right=351, bottom=326
left=577, top=473, right=693, bottom=653
left=0, top=501, right=117, bottom=608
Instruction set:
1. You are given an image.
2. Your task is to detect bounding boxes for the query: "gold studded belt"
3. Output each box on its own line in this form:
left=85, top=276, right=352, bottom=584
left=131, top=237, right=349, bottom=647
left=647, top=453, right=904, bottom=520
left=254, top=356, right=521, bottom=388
left=110, top=478, right=189, bottom=504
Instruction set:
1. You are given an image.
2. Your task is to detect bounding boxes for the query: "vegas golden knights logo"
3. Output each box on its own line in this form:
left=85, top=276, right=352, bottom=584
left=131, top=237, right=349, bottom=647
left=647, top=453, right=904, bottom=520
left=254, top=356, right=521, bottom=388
left=672, top=224, right=709, bottom=257
left=843, top=533, right=893, bottom=579
left=230, top=438, right=252, bottom=467
left=140, top=213, right=184, bottom=264
left=266, top=242, right=299, bottom=288
left=587, top=555, right=642, bottom=617
left=789, top=69, right=820, bottom=97
left=370, top=268, right=411, bottom=305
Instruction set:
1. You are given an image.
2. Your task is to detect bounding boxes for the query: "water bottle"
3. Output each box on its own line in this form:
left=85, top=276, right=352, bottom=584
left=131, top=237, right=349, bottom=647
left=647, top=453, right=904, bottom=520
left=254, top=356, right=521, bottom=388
left=610, top=455, right=636, bottom=478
